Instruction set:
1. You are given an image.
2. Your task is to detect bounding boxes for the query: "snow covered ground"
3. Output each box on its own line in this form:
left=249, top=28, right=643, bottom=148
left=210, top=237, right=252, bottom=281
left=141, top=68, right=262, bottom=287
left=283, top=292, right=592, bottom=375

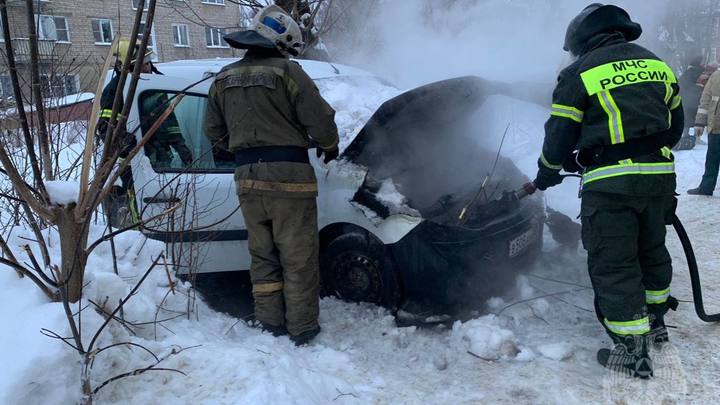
left=1, top=98, right=719, bottom=404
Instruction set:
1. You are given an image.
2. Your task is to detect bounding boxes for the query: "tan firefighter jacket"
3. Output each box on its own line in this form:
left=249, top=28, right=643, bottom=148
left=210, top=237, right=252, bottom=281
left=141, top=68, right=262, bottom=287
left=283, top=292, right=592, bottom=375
left=205, top=51, right=339, bottom=198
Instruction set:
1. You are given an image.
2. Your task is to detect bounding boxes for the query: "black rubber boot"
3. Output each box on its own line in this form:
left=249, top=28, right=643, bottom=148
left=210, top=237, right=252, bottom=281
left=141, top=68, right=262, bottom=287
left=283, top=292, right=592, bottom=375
left=687, top=187, right=713, bottom=196
left=647, top=296, right=678, bottom=347
left=290, top=326, right=321, bottom=346
left=258, top=322, right=288, bottom=337
left=597, top=335, right=653, bottom=379
left=648, top=318, right=669, bottom=346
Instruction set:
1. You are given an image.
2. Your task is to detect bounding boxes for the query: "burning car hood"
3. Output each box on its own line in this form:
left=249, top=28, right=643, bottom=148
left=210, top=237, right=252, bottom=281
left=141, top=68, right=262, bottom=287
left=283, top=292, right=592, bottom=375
left=342, top=76, right=545, bottom=227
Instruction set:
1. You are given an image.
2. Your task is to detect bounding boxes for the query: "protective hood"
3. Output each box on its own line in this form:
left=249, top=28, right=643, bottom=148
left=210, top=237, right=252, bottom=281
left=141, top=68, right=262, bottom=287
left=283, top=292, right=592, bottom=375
left=564, top=4, right=642, bottom=55
left=223, top=30, right=277, bottom=50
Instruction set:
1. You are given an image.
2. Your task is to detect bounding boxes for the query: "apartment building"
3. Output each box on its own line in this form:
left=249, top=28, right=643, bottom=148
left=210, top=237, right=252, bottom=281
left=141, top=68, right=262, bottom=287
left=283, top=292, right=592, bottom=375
left=0, top=0, right=245, bottom=101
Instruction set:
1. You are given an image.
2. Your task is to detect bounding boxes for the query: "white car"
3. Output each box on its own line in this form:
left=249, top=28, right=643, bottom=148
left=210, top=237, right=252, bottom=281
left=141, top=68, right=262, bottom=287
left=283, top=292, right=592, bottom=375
left=115, top=58, right=545, bottom=312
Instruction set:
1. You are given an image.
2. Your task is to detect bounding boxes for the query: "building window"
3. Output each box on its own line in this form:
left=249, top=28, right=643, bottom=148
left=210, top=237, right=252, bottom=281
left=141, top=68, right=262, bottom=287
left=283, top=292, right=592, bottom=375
left=131, top=0, right=149, bottom=10
left=91, top=18, right=114, bottom=45
left=40, top=74, right=80, bottom=98
left=202, top=0, right=225, bottom=5
left=38, top=15, right=70, bottom=42
left=205, top=27, right=227, bottom=48
left=0, top=75, right=13, bottom=99
left=138, top=21, right=158, bottom=60
left=172, top=24, right=190, bottom=47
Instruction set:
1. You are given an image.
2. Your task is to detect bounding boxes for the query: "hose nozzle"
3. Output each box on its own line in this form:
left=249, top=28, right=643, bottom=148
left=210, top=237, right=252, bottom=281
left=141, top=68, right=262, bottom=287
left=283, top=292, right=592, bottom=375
left=516, top=182, right=537, bottom=200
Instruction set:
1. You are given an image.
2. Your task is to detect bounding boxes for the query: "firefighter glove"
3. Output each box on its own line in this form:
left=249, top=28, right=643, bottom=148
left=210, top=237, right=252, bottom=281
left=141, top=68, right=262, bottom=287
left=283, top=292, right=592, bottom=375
left=533, top=166, right=564, bottom=191
left=317, top=146, right=339, bottom=164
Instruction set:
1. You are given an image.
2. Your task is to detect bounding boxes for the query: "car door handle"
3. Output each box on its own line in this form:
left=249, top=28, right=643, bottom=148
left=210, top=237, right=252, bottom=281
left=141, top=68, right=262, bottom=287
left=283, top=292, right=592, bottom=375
left=143, top=196, right=181, bottom=204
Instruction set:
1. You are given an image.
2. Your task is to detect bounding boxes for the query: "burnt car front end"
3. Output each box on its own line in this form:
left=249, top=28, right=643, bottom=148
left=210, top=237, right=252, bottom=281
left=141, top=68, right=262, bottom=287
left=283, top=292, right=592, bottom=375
left=343, top=76, right=546, bottom=312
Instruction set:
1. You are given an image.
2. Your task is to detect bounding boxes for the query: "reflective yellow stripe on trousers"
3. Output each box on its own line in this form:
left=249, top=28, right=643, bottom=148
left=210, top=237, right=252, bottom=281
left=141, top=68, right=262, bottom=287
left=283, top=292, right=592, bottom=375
left=646, top=288, right=671, bottom=304
left=604, top=317, right=651, bottom=336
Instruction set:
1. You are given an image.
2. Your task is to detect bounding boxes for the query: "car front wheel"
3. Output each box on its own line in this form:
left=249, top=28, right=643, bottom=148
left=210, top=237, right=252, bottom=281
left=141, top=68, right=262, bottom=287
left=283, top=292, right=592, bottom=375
left=320, top=231, right=400, bottom=309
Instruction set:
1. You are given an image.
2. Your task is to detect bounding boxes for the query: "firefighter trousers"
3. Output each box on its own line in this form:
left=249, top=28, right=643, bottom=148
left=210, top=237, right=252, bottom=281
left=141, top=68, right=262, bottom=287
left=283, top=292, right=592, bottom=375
left=580, top=191, right=675, bottom=342
left=239, top=193, right=320, bottom=337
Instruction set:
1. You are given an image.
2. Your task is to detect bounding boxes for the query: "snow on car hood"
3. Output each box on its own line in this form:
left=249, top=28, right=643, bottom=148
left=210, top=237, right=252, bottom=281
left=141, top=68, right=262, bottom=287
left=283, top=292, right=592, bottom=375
left=315, top=76, right=401, bottom=151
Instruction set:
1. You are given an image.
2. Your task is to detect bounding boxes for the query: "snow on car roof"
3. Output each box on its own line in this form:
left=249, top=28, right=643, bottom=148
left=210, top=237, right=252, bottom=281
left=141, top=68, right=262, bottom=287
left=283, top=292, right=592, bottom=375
left=154, top=58, right=400, bottom=151
left=156, top=58, right=377, bottom=82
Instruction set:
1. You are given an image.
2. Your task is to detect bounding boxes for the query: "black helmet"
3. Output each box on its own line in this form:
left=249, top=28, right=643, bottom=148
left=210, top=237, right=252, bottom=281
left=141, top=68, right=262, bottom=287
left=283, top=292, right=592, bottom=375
left=564, top=3, right=642, bottom=55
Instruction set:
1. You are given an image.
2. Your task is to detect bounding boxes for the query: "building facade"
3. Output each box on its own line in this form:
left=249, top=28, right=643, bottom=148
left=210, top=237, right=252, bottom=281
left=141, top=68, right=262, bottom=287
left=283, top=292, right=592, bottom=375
left=0, top=0, right=245, bottom=101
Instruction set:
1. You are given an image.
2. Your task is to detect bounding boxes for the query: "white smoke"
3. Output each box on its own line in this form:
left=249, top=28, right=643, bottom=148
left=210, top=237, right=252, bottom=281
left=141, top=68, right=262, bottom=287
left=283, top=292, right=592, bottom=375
left=331, top=0, right=673, bottom=89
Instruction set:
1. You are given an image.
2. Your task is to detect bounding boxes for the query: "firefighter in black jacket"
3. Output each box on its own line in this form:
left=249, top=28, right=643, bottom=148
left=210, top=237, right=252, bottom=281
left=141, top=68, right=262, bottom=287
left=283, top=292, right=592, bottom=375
left=532, top=4, right=683, bottom=377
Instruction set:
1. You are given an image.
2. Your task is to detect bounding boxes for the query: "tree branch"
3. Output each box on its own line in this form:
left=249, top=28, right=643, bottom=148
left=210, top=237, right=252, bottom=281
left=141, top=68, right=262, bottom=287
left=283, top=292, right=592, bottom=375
left=85, top=203, right=180, bottom=255
left=0, top=0, right=46, bottom=198
left=24, top=0, right=54, bottom=181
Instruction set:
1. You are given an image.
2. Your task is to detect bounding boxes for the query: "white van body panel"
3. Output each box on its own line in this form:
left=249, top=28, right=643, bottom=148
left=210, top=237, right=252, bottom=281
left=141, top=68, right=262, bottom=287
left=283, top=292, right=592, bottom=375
left=123, top=60, right=421, bottom=273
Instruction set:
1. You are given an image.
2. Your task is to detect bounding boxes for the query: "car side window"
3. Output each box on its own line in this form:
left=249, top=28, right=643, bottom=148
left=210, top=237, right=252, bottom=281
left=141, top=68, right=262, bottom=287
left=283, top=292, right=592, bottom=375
left=138, top=90, right=235, bottom=171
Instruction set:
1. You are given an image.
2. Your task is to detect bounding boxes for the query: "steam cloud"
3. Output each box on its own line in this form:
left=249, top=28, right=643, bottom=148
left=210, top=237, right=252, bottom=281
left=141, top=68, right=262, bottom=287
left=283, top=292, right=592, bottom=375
left=331, top=0, right=673, bottom=89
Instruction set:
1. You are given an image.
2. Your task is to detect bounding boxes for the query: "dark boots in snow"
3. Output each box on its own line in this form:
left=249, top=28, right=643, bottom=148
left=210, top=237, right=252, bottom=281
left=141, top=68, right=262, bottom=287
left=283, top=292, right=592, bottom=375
left=597, top=336, right=653, bottom=379
left=290, top=326, right=321, bottom=346
left=687, top=187, right=713, bottom=196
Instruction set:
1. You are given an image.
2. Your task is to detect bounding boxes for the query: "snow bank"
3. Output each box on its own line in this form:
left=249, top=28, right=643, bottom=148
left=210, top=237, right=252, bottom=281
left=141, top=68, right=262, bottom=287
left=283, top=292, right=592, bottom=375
left=44, top=180, right=80, bottom=205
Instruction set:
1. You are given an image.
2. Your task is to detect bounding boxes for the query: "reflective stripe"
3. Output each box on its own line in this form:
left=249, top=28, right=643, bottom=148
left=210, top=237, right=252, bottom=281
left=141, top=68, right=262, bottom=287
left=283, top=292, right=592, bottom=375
left=540, top=152, right=563, bottom=170
left=604, top=317, right=651, bottom=335
left=661, top=146, right=672, bottom=160
left=598, top=90, right=625, bottom=144
left=663, top=83, right=673, bottom=105
left=583, top=162, right=675, bottom=185
left=253, top=281, right=283, bottom=294
left=238, top=179, right=318, bottom=193
left=100, top=109, right=113, bottom=118
left=646, top=288, right=671, bottom=304
left=165, top=126, right=182, bottom=134
left=550, top=104, right=584, bottom=123
left=580, top=59, right=677, bottom=95
left=670, top=94, right=682, bottom=110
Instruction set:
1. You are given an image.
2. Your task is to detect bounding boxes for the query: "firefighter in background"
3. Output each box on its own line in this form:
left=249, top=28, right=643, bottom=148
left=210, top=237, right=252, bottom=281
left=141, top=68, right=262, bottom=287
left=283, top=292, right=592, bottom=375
left=139, top=91, right=193, bottom=169
left=99, top=38, right=192, bottom=170
left=530, top=4, right=683, bottom=377
left=98, top=38, right=193, bottom=225
left=205, top=5, right=339, bottom=345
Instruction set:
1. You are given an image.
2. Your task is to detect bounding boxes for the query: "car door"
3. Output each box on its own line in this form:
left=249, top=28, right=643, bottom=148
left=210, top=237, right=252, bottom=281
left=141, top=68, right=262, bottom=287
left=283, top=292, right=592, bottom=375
left=127, top=74, right=251, bottom=273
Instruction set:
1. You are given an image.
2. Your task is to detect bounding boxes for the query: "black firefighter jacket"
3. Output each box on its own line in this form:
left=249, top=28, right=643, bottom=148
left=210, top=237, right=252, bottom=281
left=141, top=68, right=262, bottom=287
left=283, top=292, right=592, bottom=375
left=539, top=33, right=684, bottom=196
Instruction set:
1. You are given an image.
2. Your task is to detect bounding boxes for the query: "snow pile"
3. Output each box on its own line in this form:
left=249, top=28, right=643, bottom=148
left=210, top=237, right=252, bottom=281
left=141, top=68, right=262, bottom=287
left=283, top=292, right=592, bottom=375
left=315, top=76, right=400, bottom=151
left=44, top=180, right=81, bottom=205
left=451, top=315, right=519, bottom=361
left=537, top=342, right=574, bottom=361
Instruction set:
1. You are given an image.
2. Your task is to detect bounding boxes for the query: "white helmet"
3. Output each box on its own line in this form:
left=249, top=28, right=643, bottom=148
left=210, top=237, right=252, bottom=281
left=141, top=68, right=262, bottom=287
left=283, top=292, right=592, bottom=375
left=251, top=4, right=304, bottom=56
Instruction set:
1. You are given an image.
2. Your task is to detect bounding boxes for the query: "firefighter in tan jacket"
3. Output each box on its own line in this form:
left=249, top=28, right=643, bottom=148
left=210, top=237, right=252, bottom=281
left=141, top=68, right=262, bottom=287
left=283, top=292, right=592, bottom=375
left=205, top=5, right=339, bottom=345
left=689, top=68, right=720, bottom=195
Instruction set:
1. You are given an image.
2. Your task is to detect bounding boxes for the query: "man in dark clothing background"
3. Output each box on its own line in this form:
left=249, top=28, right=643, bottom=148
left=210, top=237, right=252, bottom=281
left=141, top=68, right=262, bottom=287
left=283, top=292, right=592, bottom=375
left=674, top=56, right=705, bottom=150
left=530, top=3, right=683, bottom=378
left=205, top=5, right=339, bottom=346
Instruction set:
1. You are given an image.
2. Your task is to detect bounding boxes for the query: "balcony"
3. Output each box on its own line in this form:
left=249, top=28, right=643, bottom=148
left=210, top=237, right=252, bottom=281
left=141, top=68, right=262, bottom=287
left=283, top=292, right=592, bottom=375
left=11, top=38, right=58, bottom=63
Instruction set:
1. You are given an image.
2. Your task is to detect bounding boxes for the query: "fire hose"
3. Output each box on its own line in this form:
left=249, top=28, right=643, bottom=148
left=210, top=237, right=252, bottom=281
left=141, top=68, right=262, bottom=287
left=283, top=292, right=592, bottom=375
left=517, top=179, right=720, bottom=323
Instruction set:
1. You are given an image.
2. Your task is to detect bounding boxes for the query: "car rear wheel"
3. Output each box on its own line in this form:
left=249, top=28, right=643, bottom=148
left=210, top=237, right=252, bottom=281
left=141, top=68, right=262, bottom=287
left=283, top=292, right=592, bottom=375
left=320, top=231, right=401, bottom=309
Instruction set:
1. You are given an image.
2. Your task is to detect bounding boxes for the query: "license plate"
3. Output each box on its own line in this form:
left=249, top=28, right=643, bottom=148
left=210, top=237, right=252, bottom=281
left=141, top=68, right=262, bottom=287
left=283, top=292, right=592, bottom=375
left=508, top=228, right=535, bottom=258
